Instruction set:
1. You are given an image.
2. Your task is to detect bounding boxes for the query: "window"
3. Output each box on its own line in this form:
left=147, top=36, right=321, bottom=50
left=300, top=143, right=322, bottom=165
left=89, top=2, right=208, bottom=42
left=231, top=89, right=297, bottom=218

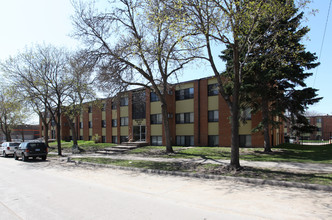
left=208, top=110, right=219, bottom=122
left=79, top=122, right=83, bottom=129
left=151, top=136, right=162, bottom=146
left=239, top=135, right=252, bottom=147
left=151, top=114, right=162, bottom=124
left=132, top=91, right=146, bottom=119
left=88, top=121, right=92, bottom=128
left=111, top=101, right=117, bottom=109
left=101, top=120, right=106, bottom=128
left=176, top=112, right=194, bottom=124
left=101, top=103, right=106, bottom=111
left=175, top=88, right=194, bottom=100
left=120, top=117, right=128, bottom=126
left=208, top=84, right=219, bottom=96
left=89, top=136, right=92, bottom=141
left=88, top=106, right=92, bottom=113
left=120, top=136, right=127, bottom=143
left=150, top=92, right=160, bottom=102
left=317, top=127, right=322, bottom=131
left=112, top=136, right=118, bottom=144
left=102, top=136, right=106, bottom=143
left=120, top=97, right=128, bottom=106
left=242, top=108, right=252, bottom=120
left=316, top=118, right=322, bottom=123
left=79, top=136, right=83, bottom=140
left=112, top=119, right=117, bottom=127
left=176, top=136, right=194, bottom=146
left=208, top=135, right=219, bottom=146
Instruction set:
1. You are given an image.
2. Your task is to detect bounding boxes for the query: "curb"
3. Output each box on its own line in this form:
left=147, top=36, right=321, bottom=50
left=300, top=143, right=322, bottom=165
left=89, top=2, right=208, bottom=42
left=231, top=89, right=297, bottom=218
left=67, top=157, right=332, bottom=192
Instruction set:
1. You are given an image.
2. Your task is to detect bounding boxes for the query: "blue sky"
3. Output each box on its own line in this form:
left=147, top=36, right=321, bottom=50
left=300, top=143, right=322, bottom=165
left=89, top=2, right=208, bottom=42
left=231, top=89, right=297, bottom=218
left=0, top=0, right=331, bottom=116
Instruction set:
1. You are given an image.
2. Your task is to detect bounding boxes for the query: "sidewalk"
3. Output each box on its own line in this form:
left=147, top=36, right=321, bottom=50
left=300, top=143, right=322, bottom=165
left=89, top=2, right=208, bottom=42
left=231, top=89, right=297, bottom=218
left=64, top=153, right=332, bottom=173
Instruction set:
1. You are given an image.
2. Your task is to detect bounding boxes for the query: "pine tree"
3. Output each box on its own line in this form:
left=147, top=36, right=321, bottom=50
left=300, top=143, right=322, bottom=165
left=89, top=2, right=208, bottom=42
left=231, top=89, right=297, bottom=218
left=220, top=6, right=321, bottom=152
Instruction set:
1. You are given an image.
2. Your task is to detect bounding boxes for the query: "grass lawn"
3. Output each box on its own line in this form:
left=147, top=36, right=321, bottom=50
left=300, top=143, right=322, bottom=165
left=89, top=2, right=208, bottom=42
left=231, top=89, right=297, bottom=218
left=48, top=140, right=116, bottom=153
left=72, top=157, right=332, bottom=186
left=126, top=143, right=332, bottom=164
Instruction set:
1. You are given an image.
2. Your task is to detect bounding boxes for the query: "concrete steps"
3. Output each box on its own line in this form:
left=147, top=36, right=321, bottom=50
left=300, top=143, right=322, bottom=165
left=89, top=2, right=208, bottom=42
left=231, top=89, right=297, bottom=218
left=95, top=142, right=148, bottom=155
left=120, top=141, right=149, bottom=148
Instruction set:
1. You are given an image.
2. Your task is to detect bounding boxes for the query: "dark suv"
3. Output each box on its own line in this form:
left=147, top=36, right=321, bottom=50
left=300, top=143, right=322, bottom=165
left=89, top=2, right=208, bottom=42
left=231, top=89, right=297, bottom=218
left=14, top=142, right=48, bottom=161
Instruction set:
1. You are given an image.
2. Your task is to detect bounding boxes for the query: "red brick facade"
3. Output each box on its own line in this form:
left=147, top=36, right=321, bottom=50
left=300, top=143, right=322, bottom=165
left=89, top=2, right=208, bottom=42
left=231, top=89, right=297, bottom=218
left=145, top=88, right=151, bottom=144
left=199, top=79, right=208, bottom=146
left=42, top=76, right=283, bottom=147
left=105, top=99, right=113, bottom=142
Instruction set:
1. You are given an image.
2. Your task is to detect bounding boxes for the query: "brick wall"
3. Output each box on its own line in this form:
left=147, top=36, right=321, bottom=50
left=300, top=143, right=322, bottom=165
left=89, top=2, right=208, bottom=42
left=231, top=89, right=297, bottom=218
left=105, top=99, right=113, bottom=143
left=83, top=105, right=89, bottom=140
left=251, top=111, right=264, bottom=147
left=199, top=79, right=208, bottom=146
left=61, top=114, right=70, bottom=141
left=92, top=104, right=102, bottom=139
left=194, top=81, right=200, bottom=146
left=145, top=88, right=151, bottom=144
left=128, top=92, right=133, bottom=140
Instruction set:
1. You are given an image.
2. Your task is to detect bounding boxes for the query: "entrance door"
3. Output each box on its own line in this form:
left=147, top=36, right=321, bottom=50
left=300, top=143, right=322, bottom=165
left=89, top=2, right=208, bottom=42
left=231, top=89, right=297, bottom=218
left=133, top=126, right=146, bottom=141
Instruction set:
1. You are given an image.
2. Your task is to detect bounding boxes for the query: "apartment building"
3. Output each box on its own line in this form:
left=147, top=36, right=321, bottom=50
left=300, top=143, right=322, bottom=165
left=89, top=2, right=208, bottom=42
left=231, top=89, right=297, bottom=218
left=283, top=115, right=332, bottom=141
left=0, top=125, right=40, bottom=142
left=41, top=76, right=284, bottom=147
left=305, top=115, right=332, bottom=140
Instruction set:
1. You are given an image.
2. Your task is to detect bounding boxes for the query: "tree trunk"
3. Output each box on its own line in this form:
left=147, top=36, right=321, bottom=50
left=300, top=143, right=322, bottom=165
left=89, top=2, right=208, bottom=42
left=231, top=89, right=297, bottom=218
left=43, top=121, right=49, bottom=147
left=66, top=115, right=79, bottom=153
left=262, top=97, right=272, bottom=152
left=230, top=43, right=241, bottom=169
left=21, top=128, right=25, bottom=142
left=161, top=101, right=174, bottom=153
left=4, top=124, right=11, bottom=142
left=230, top=107, right=240, bottom=169
left=56, top=113, right=62, bottom=156
left=6, top=131, right=11, bottom=142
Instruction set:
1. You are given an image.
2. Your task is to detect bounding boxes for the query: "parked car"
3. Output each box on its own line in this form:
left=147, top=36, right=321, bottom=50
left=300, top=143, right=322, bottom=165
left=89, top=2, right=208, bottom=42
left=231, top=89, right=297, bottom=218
left=1, top=142, right=21, bottom=157
left=14, top=142, right=48, bottom=161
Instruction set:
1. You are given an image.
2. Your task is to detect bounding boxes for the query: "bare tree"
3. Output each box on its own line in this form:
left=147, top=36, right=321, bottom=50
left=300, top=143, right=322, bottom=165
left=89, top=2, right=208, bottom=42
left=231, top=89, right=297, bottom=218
left=62, top=50, right=96, bottom=153
left=72, top=0, right=200, bottom=153
left=1, top=44, right=70, bottom=155
left=0, top=86, right=27, bottom=142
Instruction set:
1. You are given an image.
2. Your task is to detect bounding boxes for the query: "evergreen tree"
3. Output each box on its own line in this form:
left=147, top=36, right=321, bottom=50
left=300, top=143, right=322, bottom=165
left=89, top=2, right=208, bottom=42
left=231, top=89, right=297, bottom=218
left=220, top=6, right=321, bottom=152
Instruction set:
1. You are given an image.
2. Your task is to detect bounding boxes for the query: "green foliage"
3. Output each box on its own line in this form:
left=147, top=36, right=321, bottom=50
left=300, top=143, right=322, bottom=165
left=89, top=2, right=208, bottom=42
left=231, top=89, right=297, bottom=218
left=48, top=140, right=115, bottom=153
left=92, top=134, right=101, bottom=143
left=219, top=3, right=320, bottom=152
left=0, top=86, right=28, bottom=140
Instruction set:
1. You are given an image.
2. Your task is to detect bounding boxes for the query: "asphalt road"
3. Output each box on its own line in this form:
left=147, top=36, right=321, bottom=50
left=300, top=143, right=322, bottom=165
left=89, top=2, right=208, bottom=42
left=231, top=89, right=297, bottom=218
left=0, top=157, right=331, bottom=220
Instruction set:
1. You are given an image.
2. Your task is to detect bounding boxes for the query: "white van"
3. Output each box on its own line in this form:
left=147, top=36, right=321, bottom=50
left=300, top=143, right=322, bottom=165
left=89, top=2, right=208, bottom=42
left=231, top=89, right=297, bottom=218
left=1, top=142, right=21, bottom=157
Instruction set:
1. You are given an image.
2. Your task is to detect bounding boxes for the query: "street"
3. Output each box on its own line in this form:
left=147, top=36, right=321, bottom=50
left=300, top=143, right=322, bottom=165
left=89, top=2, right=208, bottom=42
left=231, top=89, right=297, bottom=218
left=0, top=157, right=331, bottom=220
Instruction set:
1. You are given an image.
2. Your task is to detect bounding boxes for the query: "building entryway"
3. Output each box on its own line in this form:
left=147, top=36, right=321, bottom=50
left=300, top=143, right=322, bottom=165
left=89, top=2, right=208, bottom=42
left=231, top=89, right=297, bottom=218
left=133, top=126, right=146, bottom=141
